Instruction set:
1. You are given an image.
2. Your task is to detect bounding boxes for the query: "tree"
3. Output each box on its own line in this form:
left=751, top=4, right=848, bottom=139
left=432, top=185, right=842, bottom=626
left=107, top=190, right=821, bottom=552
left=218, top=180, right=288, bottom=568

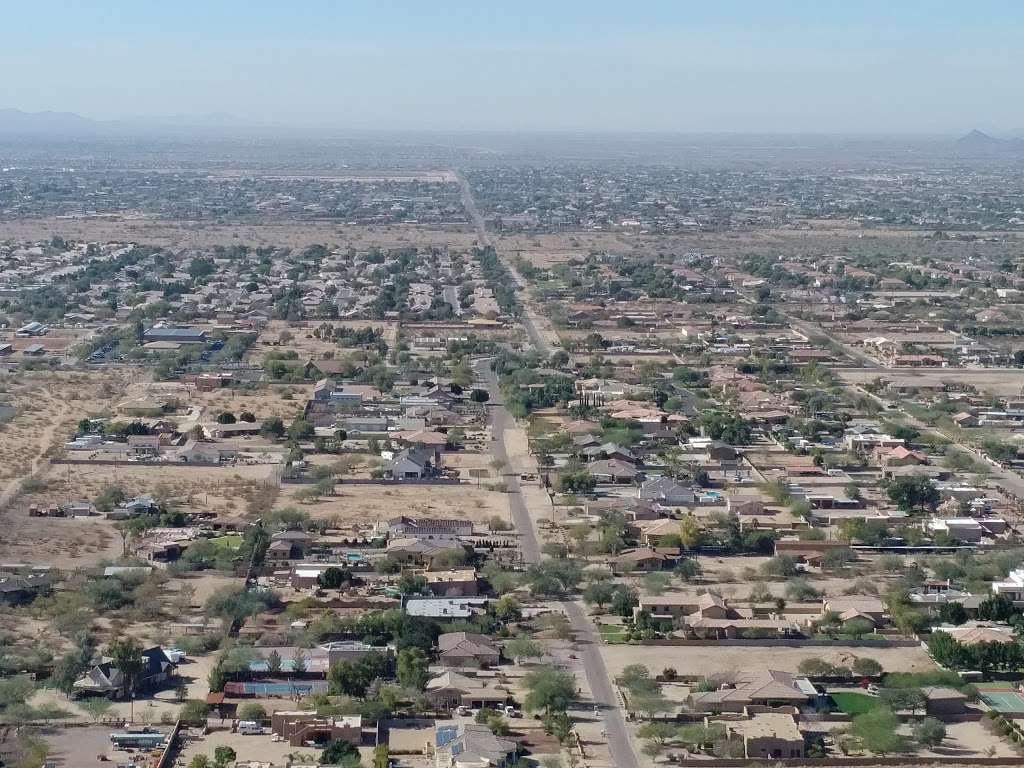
left=470, top=389, right=490, bottom=404
left=886, top=476, right=940, bottom=512
left=216, top=411, right=236, bottom=424
left=292, top=648, right=307, bottom=674
left=261, top=417, right=286, bottom=439
left=642, top=572, right=671, bottom=596
left=913, top=717, right=946, bottom=747
left=213, top=746, right=237, bottom=768
left=267, top=649, right=282, bottom=673
left=108, top=638, right=144, bottom=697
left=848, top=707, right=906, bottom=754
left=674, top=557, right=702, bottom=582
left=396, top=648, right=430, bottom=690
left=238, top=702, right=266, bottom=722
left=878, top=687, right=925, bottom=712
left=678, top=516, right=704, bottom=549
left=852, top=657, right=883, bottom=677
left=842, top=617, right=876, bottom=640
left=320, top=738, right=360, bottom=766
left=637, top=721, right=677, bottom=747
left=977, top=593, right=1017, bottom=622
left=523, top=666, right=577, bottom=714
left=821, top=546, right=857, bottom=570
left=180, top=700, right=210, bottom=722
left=798, top=658, right=833, bottom=677
left=239, top=411, right=257, bottom=423
left=542, top=711, right=574, bottom=744
left=288, top=418, right=315, bottom=440
left=582, top=580, right=615, bottom=610
left=936, top=600, right=968, bottom=626
left=505, top=635, right=542, bottom=665
left=318, top=567, right=353, bottom=589
left=188, top=758, right=211, bottom=768
left=493, top=594, right=522, bottom=622
left=785, top=577, right=821, bottom=601
left=610, top=585, right=639, bottom=617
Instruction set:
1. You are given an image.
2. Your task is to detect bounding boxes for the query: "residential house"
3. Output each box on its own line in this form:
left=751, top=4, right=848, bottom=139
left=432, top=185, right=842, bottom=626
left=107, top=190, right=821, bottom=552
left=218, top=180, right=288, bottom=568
left=726, top=713, right=806, bottom=759
left=0, top=570, right=54, bottom=605
left=424, top=569, right=479, bottom=597
left=437, top=632, right=501, bottom=668
left=610, top=547, right=679, bottom=573
left=434, top=724, right=517, bottom=768
left=637, top=477, right=695, bottom=506
left=425, top=671, right=511, bottom=710
left=405, top=597, right=489, bottom=620
left=587, top=459, right=641, bottom=484
left=385, top=447, right=438, bottom=480
left=386, top=516, right=474, bottom=539
left=271, top=712, right=362, bottom=748
left=74, top=646, right=176, bottom=698
left=688, top=669, right=817, bottom=714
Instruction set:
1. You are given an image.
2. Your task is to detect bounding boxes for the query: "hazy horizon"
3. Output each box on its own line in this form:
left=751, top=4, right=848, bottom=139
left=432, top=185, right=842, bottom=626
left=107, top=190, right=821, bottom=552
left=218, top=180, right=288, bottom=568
left=2, top=1, right=1023, bottom=135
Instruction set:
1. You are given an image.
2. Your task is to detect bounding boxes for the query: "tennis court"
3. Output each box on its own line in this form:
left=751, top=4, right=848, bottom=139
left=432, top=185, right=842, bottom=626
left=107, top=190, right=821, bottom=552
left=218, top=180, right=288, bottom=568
left=224, top=680, right=329, bottom=697
left=979, top=689, right=1024, bottom=713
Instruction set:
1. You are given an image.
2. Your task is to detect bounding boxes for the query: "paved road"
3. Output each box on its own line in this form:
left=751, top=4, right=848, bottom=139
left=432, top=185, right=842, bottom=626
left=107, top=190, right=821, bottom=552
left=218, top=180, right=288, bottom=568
left=742, top=288, right=1024, bottom=500
left=474, top=364, right=640, bottom=768
left=457, top=171, right=554, bottom=356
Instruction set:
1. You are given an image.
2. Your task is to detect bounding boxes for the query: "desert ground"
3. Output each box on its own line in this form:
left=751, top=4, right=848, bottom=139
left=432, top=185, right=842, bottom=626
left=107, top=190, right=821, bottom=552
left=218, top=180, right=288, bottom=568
left=1, top=219, right=479, bottom=250
left=598, top=642, right=938, bottom=681
left=0, top=463, right=277, bottom=566
left=275, top=481, right=511, bottom=533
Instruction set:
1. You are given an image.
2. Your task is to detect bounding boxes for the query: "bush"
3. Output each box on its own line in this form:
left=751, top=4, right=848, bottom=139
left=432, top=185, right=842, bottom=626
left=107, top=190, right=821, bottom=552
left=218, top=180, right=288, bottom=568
left=238, top=702, right=266, bottom=722
left=179, top=700, right=209, bottom=722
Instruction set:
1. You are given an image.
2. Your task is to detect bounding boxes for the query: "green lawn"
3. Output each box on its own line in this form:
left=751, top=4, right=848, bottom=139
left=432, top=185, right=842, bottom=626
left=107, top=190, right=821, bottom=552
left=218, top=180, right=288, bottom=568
left=596, top=624, right=627, bottom=644
left=210, top=535, right=242, bottom=550
left=831, top=691, right=881, bottom=715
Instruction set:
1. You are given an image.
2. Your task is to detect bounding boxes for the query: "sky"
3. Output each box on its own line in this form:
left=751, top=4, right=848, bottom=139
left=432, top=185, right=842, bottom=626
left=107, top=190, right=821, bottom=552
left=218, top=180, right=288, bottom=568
left=1, top=0, right=1023, bottom=134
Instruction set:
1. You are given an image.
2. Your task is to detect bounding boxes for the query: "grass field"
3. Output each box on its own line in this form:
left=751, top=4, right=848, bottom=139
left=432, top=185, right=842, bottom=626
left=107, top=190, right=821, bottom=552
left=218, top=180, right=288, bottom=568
left=596, top=623, right=627, bottom=644
left=831, top=691, right=880, bottom=715
left=210, top=535, right=242, bottom=550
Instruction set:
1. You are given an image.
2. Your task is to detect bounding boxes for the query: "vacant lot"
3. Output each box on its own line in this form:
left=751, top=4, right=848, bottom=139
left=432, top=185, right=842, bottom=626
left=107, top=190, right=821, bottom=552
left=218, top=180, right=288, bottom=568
left=275, top=481, right=509, bottom=534
left=3, top=218, right=479, bottom=250
left=838, top=367, right=1024, bottom=398
left=1, top=463, right=277, bottom=567
left=599, top=642, right=938, bottom=680
left=0, top=369, right=131, bottom=502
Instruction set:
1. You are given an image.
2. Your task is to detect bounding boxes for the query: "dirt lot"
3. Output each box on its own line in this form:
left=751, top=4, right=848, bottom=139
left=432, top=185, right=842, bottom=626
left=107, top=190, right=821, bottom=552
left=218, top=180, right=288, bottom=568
left=3, top=218, right=479, bottom=250
left=1, top=463, right=276, bottom=567
left=252, top=319, right=399, bottom=361
left=599, top=642, right=938, bottom=680
left=0, top=369, right=131, bottom=500
left=839, top=367, right=1024, bottom=398
left=275, top=481, right=510, bottom=534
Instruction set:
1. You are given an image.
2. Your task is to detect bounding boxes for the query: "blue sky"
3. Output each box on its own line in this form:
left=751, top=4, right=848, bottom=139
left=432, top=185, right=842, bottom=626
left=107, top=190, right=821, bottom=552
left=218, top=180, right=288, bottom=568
left=2, top=1, right=1022, bottom=133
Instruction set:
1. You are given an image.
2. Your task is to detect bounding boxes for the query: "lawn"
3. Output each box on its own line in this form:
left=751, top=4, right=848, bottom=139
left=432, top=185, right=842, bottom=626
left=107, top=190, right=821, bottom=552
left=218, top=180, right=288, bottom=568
left=831, top=691, right=881, bottom=715
left=210, top=534, right=242, bottom=550
left=596, top=623, right=627, bottom=644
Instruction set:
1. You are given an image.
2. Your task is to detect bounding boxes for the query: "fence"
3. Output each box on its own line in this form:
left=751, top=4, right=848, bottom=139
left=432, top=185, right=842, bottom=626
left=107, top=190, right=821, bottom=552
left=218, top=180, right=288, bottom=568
left=639, top=638, right=920, bottom=648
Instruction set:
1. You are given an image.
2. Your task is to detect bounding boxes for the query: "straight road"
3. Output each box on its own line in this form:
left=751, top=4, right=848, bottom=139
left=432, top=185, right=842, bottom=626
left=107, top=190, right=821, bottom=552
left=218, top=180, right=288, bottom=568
left=475, top=360, right=640, bottom=768
left=456, top=171, right=554, bottom=356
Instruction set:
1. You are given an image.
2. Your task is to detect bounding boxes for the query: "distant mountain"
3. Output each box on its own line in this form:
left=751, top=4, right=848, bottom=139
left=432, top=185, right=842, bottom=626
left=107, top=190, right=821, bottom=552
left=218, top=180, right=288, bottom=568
left=0, top=108, right=101, bottom=136
left=956, top=128, right=1024, bottom=151
left=0, top=108, right=262, bottom=138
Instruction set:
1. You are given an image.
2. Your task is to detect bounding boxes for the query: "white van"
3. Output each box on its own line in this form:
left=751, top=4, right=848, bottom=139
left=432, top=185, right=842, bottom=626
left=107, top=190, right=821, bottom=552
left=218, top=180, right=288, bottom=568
left=238, top=721, right=263, bottom=735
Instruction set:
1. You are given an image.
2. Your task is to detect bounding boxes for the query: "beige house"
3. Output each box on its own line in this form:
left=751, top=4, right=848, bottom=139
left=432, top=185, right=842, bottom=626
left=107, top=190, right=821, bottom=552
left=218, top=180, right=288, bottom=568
left=726, top=713, right=805, bottom=759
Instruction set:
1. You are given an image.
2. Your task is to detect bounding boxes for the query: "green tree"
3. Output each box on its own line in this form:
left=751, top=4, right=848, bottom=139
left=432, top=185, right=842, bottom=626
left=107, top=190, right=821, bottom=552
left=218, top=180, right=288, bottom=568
left=852, top=657, right=883, bottom=677
left=523, top=666, right=577, bottom=714
left=396, top=648, right=430, bottom=690
left=848, top=707, right=907, bottom=754
left=320, top=738, right=360, bottom=766
left=886, top=476, right=940, bottom=512
left=108, top=637, right=144, bottom=697
left=913, top=716, right=946, bottom=747
left=582, top=580, right=615, bottom=610
left=505, top=635, right=542, bottom=665
left=213, top=746, right=237, bottom=768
